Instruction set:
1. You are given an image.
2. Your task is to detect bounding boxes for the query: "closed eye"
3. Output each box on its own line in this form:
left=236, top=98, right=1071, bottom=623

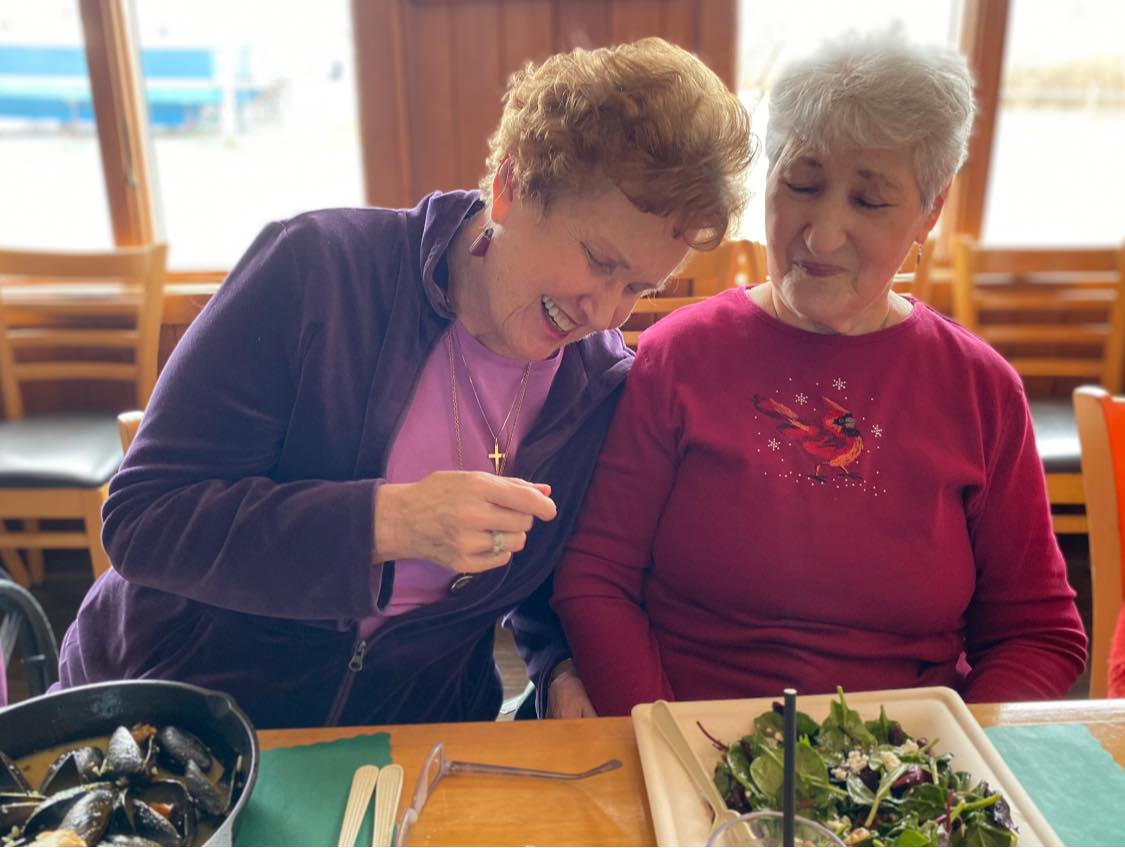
left=582, top=243, right=616, bottom=274
left=854, top=196, right=891, bottom=210
left=784, top=181, right=819, bottom=195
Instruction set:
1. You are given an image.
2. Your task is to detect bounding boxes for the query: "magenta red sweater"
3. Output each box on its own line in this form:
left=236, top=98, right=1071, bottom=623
left=553, top=289, right=1087, bottom=716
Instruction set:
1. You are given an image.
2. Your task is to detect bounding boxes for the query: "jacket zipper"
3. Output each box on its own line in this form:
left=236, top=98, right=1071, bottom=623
left=326, top=328, right=437, bottom=728
left=325, top=637, right=367, bottom=725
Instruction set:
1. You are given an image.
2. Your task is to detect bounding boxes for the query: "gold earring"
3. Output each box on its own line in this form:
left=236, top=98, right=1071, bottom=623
left=916, top=244, right=923, bottom=266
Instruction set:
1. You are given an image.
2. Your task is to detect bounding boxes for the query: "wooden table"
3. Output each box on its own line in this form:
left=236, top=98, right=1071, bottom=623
left=257, top=699, right=1125, bottom=846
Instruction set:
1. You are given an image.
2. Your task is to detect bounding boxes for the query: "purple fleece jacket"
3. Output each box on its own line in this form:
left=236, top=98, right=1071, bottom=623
left=57, top=191, right=632, bottom=728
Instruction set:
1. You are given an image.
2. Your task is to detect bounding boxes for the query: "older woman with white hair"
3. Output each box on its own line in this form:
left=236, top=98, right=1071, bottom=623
left=552, top=32, right=1087, bottom=715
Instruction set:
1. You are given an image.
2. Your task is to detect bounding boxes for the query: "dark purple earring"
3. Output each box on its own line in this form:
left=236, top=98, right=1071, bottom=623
left=469, top=226, right=494, bottom=257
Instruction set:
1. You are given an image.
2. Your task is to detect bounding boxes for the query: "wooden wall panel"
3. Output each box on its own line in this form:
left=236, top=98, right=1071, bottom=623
left=501, top=0, right=555, bottom=67
left=357, top=0, right=736, bottom=209
left=696, top=0, right=736, bottom=92
left=402, top=2, right=460, bottom=194
left=354, top=0, right=412, bottom=208
left=555, top=0, right=611, bottom=49
left=610, top=0, right=658, bottom=43
left=450, top=2, right=505, bottom=197
left=660, top=0, right=697, bottom=42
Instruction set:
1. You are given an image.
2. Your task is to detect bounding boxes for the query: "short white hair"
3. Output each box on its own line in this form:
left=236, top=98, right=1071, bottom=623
left=765, top=30, right=976, bottom=211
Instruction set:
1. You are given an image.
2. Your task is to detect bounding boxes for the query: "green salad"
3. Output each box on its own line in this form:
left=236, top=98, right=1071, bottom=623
left=705, top=688, right=1018, bottom=846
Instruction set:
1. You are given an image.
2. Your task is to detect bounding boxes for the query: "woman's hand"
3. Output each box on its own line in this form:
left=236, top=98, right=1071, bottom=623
left=373, top=471, right=556, bottom=573
left=547, top=661, right=598, bottom=719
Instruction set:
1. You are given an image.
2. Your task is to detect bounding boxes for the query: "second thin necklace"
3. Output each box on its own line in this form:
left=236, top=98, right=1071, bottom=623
left=447, top=326, right=532, bottom=475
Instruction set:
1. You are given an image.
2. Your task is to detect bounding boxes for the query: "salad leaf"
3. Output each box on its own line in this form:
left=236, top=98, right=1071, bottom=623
left=819, top=687, right=877, bottom=754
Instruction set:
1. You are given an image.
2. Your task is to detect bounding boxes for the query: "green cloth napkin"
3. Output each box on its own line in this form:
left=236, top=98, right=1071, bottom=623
left=234, top=732, right=392, bottom=847
left=985, top=724, right=1125, bottom=847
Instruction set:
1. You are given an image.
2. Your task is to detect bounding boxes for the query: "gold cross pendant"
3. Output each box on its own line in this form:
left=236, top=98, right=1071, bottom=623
left=488, top=440, right=506, bottom=475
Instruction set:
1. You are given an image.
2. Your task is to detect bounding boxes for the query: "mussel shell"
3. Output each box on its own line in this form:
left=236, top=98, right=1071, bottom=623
left=99, top=836, right=164, bottom=847
left=124, top=781, right=195, bottom=847
left=131, top=798, right=185, bottom=847
left=155, top=728, right=212, bottom=774
left=181, top=760, right=227, bottom=818
left=23, top=782, right=114, bottom=840
left=40, top=746, right=106, bottom=796
left=0, top=797, right=41, bottom=832
left=0, top=751, right=33, bottom=795
left=105, top=727, right=152, bottom=781
left=57, top=786, right=115, bottom=845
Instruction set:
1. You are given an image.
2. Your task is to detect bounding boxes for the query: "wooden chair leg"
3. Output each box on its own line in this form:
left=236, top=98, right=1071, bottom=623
left=24, top=520, right=46, bottom=584
left=1, top=548, right=32, bottom=587
left=81, top=488, right=112, bottom=580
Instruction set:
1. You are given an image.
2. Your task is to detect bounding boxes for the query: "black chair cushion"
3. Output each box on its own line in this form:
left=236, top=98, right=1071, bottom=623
left=1028, top=396, right=1080, bottom=474
left=0, top=412, right=123, bottom=488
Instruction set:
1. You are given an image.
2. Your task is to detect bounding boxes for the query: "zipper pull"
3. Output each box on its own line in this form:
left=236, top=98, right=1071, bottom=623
left=348, top=639, right=368, bottom=672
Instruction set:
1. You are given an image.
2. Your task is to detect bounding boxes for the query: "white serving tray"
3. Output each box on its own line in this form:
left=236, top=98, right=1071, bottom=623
left=631, top=687, right=1059, bottom=846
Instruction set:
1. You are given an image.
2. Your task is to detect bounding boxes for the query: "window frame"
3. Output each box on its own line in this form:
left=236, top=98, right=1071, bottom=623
left=80, top=0, right=1010, bottom=277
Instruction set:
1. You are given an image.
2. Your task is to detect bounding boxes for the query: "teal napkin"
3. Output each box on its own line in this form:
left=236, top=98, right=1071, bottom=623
left=985, top=724, right=1125, bottom=847
left=234, top=732, right=393, bottom=847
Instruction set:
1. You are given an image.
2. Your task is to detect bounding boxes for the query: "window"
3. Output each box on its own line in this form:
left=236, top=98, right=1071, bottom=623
left=734, top=1, right=963, bottom=242
left=133, top=0, right=364, bottom=268
left=0, top=0, right=113, bottom=249
left=982, top=0, right=1125, bottom=245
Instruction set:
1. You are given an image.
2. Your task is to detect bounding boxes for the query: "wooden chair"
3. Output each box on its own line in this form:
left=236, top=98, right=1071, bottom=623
left=117, top=409, right=143, bottom=452
left=953, top=239, right=1125, bottom=534
left=0, top=243, right=167, bottom=585
left=1074, top=385, right=1125, bottom=697
left=621, top=240, right=765, bottom=348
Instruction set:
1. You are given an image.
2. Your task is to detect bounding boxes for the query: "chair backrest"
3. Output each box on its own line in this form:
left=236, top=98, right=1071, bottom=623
left=619, top=240, right=765, bottom=348
left=0, top=243, right=168, bottom=418
left=953, top=239, right=1125, bottom=393
left=0, top=571, right=60, bottom=701
left=1074, top=385, right=1125, bottom=698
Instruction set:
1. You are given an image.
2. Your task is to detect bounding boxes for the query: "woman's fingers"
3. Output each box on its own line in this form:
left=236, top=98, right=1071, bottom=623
left=480, top=475, right=557, bottom=521
left=449, top=530, right=528, bottom=574
left=374, top=471, right=555, bottom=569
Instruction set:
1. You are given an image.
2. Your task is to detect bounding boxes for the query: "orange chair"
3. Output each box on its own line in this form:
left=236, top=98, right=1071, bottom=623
left=1074, top=385, right=1125, bottom=697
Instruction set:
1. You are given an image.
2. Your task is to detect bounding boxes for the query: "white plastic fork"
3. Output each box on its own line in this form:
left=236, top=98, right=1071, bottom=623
left=338, top=764, right=380, bottom=848
left=372, top=763, right=404, bottom=847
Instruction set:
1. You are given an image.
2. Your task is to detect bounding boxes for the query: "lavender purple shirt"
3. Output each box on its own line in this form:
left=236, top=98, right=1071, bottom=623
left=361, top=320, right=562, bottom=635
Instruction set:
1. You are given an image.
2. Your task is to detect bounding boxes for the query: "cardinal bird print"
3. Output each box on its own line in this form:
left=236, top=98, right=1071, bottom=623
left=753, top=393, right=866, bottom=482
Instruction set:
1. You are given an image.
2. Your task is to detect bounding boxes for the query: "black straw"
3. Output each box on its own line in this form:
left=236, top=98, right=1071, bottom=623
left=782, top=688, right=797, bottom=847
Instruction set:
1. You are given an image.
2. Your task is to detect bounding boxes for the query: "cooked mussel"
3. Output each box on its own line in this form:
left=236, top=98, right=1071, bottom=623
left=128, top=780, right=196, bottom=847
left=181, top=762, right=229, bottom=819
left=0, top=750, right=33, bottom=794
left=155, top=728, right=212, bottom=775
left=39, top=746, right=105, bottom=796
left=104, top=727, right=154, bottom=781
left=22, top=783, right=115, bottom=844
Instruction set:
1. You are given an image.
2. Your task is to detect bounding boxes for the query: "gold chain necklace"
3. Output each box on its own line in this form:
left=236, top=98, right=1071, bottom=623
left=447, top=327, right=532, bottom=475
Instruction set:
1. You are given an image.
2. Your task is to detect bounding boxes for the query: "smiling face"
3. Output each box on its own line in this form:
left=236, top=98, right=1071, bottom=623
left=454, top=171, right=691, bottom=361
left=764, top=141, right=945, bottom=334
